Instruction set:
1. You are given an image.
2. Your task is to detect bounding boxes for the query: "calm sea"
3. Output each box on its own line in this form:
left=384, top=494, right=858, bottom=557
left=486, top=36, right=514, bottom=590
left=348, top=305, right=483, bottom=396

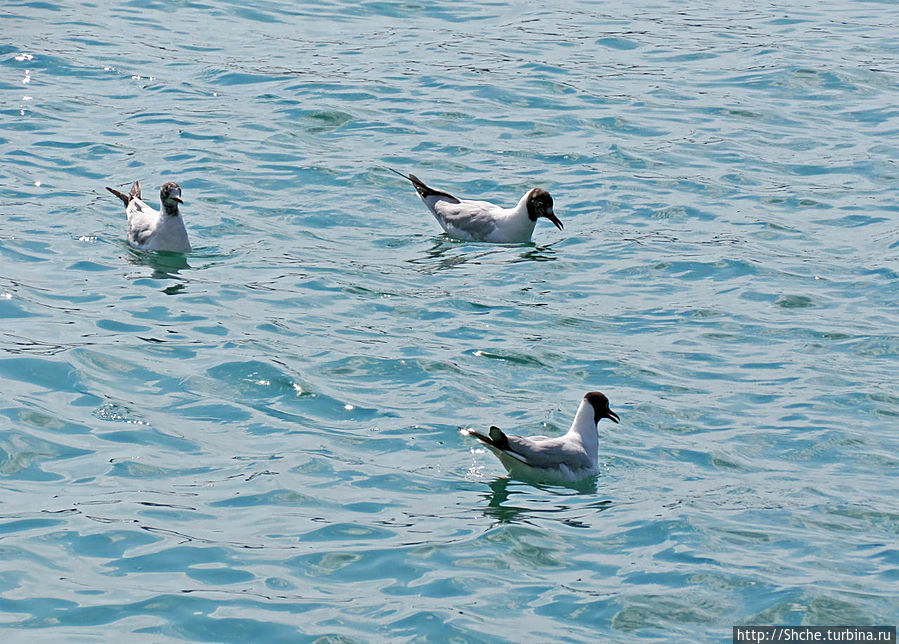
left=1, top=0, right=897, bottom=641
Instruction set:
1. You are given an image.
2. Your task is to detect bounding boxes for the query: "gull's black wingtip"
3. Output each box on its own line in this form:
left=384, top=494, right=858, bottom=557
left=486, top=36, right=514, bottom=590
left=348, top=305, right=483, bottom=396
left=462, top=426, right=510, bottom=450
left=386, top=167, right=411, bottom=180
left=461, top=428, right=493, bottom=445
left=488, top=425, right=510, bottom=450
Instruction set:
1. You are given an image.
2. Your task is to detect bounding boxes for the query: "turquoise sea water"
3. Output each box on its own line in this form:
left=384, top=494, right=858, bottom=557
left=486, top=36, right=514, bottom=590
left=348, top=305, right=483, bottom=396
left=2, top=0, right=898, bottom=641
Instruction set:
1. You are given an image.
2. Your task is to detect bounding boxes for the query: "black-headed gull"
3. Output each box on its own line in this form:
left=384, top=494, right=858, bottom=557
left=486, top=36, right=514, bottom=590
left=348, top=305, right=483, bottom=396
left=105, top=180, right=191, bottom=253
left=462, top=391, right=619, bottom=484
left=389, top=168, right=563, bottom=243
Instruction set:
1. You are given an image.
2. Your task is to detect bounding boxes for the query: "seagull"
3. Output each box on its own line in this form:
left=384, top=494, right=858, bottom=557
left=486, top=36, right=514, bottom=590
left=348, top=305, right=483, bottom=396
left=462, top=391, right=619, bottom=485
left=105, top=180, right=191, bottom=253
left=389, top=168, right=563, bottom=243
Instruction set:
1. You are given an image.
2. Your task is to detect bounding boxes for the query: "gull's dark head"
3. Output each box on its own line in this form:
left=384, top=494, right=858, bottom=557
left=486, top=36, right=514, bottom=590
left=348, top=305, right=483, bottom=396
left=160, top=182, right=183, bottom=213
left=584, top=391, right=619, bottom=424
left=526, top=188, right=563, bottom=230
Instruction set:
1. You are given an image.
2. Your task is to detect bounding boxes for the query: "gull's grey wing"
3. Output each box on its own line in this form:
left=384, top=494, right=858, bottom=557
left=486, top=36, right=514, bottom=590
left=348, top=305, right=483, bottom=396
left=431, top=200, right=501, bottom=241
left=504, top=434, right=592, bottom=470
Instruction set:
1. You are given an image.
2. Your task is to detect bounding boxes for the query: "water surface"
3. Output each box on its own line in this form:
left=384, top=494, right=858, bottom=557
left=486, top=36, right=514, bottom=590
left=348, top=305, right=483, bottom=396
left=1, top=0, right=897, bottom=641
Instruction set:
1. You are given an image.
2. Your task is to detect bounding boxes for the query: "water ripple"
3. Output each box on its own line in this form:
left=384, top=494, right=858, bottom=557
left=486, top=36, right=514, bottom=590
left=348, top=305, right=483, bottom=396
left=1, top=0, right=897, bottom=640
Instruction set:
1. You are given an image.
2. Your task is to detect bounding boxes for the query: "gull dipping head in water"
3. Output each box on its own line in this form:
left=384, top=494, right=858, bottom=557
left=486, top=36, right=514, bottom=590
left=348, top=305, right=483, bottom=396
left=105, top=180, right=191, bottom=253
left=389, top=167, right=563, bottom=243
left=462, top=392, right=619, bottom=485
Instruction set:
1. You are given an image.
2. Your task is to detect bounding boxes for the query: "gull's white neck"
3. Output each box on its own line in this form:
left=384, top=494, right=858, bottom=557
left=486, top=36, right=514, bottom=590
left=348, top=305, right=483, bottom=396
left=511, top=191, right=531, bottom=218
left=494, top=191, right=536, bottom=242
left=150, top=204, right=191, bottom=252
left=566, top=398, right=599, bottom=463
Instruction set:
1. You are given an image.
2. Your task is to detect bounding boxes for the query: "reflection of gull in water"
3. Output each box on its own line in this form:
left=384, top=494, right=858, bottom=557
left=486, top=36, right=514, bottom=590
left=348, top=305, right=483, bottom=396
left=389, top=168, right=563, bottom=243
left=481, top=479, right=613, bottom=524
left=463, top=392, right=619, bottom=485
left=514, top=244, right=558, bottom=263
left=124, top=246, right=190, bottom=293
left=407, top=239, right=494, bottom=273
left=406, top=238, right=560, bottom=275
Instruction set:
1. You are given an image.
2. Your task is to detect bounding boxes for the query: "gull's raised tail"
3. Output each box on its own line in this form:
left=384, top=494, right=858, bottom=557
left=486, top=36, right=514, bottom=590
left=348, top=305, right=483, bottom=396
left=388, top=167, right=460, bottom=203
left=461, top=426, right=530, bottom=465
left=105, top=180, right=141, bottom=208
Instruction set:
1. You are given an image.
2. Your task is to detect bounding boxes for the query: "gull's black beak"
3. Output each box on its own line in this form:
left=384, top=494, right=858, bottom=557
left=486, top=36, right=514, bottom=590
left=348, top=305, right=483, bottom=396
left=545, top=211, right=563, bottom=230
left=606, top=409, right=619, bottom=424
left=173, top=197, right=184, bottom=204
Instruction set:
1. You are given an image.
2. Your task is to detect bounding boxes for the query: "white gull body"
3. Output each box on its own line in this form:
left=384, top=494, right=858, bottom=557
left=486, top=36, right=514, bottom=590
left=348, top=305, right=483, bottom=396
left=390, top=168, right=563, bottom=243
left=105, top=180, right=191, bottom=253
left=462, top=392, right=619, bottom=485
